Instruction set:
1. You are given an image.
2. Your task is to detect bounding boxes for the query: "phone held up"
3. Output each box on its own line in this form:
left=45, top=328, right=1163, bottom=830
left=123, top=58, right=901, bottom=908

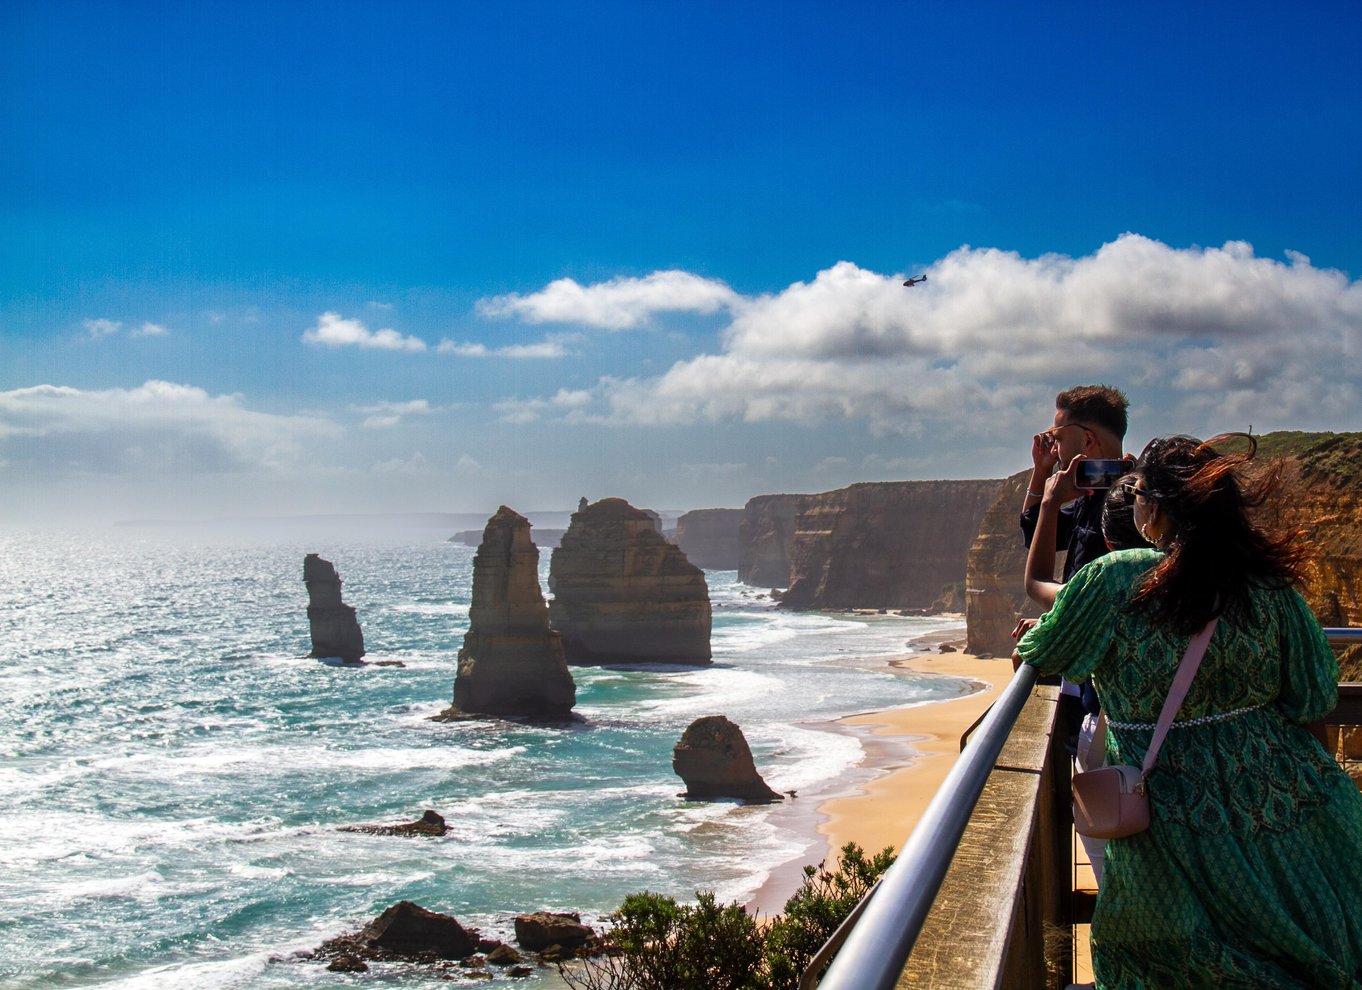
left=1075, top=458, right=1127, bottom=490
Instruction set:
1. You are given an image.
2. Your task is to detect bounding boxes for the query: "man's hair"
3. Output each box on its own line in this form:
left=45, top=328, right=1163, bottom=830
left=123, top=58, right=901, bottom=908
left=1056, top=384, right=1129, bottom=440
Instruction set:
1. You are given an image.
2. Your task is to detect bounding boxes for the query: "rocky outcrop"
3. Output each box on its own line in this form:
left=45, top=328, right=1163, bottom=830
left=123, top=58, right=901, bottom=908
left=672, top=715, right=782, bottom=803
left=964, top=433, right=1362, bottom=658
left=446, top=507, right=576, bottom=718
left=549, top=498, right=712, bottom=665
left=675, top=508, right=744, bottom=570
left=739, top=494, right=805, bottom=588
left=778, top=481, right=1002, bottom=611
left=304, top=554, right=365, bottom=661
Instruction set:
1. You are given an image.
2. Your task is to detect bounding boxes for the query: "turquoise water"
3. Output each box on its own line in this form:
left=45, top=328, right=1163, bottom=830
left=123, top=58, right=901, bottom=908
left=0, top=529, right=973, bottom=988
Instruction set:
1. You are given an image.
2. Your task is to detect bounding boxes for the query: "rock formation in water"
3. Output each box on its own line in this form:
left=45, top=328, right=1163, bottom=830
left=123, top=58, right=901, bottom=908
left=675, top=508, right=744, bottom=569
left=339, top=809, right=449, bottom=837
left=739, top=494, right=805, bottom=588
left=445, top=506, right=576, bottom=718
left=964, top=432, right=1362, bottom=659
left=673, top=715, right=782, bottom=802
left=777, top=480, right=1001, bottom=611
left=304, top=554, right=366, bottom=661
left=548, top=498, right=712, bottom=665
left=315, top=900, right=480, bottom=967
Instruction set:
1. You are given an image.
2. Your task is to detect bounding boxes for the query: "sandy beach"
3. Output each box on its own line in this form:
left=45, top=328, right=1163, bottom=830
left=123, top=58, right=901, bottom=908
left=748, top=630, right=1011, bottom=914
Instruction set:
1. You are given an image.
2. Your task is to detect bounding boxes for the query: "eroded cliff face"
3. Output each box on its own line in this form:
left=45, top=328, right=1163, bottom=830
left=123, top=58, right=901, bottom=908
left=549, top=498, right=712, bottom=665
left=779, top=480, right=1002, bottom=611
left=449, top=506, right=576, bottom=718
left=964, top=433, right=1362, bottom=659
left=675, top=509, right=744, bottom=570
left=738, top=494, right=804, bottom=588
left=964, top=471, right=1038, bottom=657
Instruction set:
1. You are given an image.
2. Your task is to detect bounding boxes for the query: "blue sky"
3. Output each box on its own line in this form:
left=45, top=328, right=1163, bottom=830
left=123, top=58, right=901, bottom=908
left=3, top=0, right=1360, bottom=525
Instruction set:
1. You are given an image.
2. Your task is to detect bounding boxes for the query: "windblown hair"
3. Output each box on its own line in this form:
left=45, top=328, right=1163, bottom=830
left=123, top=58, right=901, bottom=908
left=1056, top=384, right=1129, bottom=440
left=1101, top=472, right=1146, bottom=552
left=1132, top=433, right=1307, bottom=633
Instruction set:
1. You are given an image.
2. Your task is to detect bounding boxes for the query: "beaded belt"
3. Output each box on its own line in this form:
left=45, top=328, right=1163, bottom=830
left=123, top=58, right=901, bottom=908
left=1107, top=703, right=1264, bottom=731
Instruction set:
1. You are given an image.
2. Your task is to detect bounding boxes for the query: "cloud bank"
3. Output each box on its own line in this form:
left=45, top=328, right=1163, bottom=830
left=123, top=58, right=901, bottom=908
left=0, top=380, right=341, bottom=475
left=492, top=235, right=1362, bottom=435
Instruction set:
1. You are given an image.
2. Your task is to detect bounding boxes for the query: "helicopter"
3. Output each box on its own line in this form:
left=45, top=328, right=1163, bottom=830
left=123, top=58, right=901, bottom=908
left=902, top=274, right=927, bottom=287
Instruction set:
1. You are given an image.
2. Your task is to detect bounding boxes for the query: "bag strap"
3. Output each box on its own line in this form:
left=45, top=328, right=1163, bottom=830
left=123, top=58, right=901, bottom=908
left=1140, top=617, right=1219, bottom=778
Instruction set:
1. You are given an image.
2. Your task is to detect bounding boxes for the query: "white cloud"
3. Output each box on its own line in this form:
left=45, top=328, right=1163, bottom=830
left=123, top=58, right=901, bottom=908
left=0, top=380, right=341, bottom=475
left=302, top=311, right=427, bottom=352
left=354, top=399, right=433, bottom=428
left=437, top=335, right=575, bottom=359
left=83, top=318, right=122, bottom=337
left=370, top=452, right=430, bottom=475
left=477, top=270, right=740, bottom=330
left=491, top=236, right=1362, bottom=440
left=134, top=321, right=170, bottom=337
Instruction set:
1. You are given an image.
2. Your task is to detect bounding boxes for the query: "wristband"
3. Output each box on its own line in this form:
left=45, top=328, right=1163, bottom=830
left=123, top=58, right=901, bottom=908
left=1026, top=489, right=1042, bottom=498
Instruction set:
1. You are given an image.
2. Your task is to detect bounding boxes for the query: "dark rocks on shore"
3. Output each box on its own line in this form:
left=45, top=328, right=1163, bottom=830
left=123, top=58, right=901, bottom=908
left=672, top=714, right=783, bottom=803
left=303, top=553, right=366, bottom=661
left=513, top=911, right=594, bottom=951
left=338, top=809, right=448, bottom=837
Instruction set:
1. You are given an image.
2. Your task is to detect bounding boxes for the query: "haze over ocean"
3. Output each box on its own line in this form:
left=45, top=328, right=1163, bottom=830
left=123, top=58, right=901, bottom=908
left=0, top=529, right=972, bottom=988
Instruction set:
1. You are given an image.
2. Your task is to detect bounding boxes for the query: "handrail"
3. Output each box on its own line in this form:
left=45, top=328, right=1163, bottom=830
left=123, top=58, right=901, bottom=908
left=812, top=663, right=1039, bottom=990
left=1326, top=628, right=1362, bottom=644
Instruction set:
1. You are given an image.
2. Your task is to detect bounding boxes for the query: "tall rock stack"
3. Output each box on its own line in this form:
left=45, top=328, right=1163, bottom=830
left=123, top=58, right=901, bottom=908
left=738, top=494, right=805, bottom=588
left=675, top=508, right=743, bottom=570
left=549, top=498, right=712, bottom=665
left=451, top=506, right=576, bottom=718
left=304, top=554, right=366, bottom=661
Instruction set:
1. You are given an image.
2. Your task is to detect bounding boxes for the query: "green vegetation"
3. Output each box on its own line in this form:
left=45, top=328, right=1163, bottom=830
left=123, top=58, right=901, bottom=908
left=561, top=842, right=896, bottom=990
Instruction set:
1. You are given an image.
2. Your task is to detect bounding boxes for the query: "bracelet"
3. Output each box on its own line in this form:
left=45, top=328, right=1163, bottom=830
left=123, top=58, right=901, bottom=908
left=1026, top=489, right=1042, bottom=498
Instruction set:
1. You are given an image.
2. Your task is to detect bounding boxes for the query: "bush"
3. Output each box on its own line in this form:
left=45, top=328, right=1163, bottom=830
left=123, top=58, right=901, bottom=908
left=560, top=842, right=895, bottom=990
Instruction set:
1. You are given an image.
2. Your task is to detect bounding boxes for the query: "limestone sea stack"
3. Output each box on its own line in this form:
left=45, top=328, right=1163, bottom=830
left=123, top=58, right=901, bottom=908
left=304, top=553, right=366, bottom=661
left=672, top=715, right=782, bottom=803
left=449, top=506, right=576, bottom=718
left=549, top=498, right=712, bottom=665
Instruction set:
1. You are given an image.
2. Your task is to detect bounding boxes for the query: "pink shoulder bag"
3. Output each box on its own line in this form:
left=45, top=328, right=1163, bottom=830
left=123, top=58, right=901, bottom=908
left=1071, top=617, right=1219, bottom=839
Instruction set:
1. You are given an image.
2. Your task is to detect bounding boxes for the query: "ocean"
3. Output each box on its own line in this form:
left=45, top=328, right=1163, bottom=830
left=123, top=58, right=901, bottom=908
left=0, top=528, right=975, bottom=988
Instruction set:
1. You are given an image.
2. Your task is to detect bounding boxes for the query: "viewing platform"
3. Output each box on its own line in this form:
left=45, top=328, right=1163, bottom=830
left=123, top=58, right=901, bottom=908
left=802, top=628, right=1362, bottom=989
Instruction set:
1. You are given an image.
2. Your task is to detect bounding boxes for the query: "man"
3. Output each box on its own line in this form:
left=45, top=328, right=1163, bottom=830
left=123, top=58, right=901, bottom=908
left=1020, top=384, right=1130, bottom=581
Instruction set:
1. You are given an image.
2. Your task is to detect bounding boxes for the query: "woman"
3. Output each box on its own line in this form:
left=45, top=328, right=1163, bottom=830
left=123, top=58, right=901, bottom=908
left=1015, top=434, right=1362, bottom=988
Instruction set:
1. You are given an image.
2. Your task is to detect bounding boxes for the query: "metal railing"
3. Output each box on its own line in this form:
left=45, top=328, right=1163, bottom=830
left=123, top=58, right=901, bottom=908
left=802, top=626, right=1362, bottom=990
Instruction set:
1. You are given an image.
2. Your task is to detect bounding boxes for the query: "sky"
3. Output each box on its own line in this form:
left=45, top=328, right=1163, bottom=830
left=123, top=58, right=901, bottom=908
left=3, top=0, right=1361, bottom=527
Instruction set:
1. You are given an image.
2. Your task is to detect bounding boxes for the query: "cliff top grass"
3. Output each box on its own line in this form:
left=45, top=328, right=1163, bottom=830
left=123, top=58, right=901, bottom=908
left=1252, top=431, right=1362, bottom=486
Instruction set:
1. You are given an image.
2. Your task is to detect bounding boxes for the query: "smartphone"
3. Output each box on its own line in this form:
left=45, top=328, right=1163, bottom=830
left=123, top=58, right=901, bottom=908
left=1075, top=458, right=1126, bottom=490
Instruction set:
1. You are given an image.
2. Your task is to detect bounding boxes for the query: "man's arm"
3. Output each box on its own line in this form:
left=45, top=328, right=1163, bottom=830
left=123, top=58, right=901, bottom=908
left=1024, top=459, right=1084, bottom=608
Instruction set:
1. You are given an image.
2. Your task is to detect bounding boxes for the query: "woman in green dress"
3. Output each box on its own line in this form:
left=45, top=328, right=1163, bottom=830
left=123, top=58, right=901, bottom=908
left=1014, top=434, right=1362, bottom=989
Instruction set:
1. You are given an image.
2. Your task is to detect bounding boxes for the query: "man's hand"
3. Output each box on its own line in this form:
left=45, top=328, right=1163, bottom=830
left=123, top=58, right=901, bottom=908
left=1030, top=432, right=1060, bottom=474
left=1011, top=616, right=1038, bottom=640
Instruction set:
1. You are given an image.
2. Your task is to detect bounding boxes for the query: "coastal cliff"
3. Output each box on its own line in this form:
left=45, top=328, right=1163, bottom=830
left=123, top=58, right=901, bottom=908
left=549, top=498, right=713, bottom=665
left=778, top=481, right=1002, bottom=611
left=964, top=432, right=1362, bottom=659
left=675, top=509, right=744, bottom=570
left=738, top=494, right=804, bottom=588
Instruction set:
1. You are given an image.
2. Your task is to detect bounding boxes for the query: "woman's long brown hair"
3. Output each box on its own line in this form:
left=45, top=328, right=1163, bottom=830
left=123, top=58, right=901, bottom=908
left=1131, top=433, right=1308, bottom=633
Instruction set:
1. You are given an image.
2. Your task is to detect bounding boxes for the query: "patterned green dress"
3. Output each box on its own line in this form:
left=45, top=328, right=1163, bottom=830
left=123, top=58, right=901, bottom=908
left=1015, top=548, right=1362, bottom=989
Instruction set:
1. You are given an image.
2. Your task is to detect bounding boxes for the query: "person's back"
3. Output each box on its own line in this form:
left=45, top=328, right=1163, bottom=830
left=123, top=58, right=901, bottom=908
left=1015, top=434, right=1362, bottom=989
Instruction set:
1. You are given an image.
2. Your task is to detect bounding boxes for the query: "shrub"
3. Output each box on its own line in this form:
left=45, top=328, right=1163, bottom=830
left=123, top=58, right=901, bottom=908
left=560, top=842, right=895, bottom=990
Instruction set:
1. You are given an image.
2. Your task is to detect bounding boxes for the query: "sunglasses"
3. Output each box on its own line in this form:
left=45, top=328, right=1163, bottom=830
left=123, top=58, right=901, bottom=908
left=1119, top=482, right=1151, bottom=499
